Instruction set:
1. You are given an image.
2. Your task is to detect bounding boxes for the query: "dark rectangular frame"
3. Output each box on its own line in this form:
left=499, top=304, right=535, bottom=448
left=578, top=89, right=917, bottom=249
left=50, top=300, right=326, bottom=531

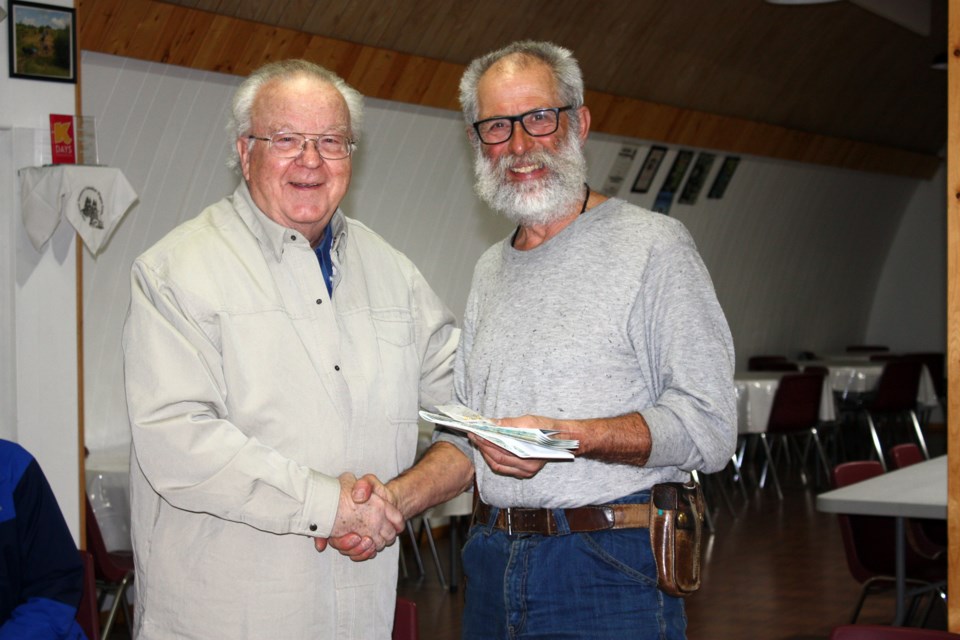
left=678, top=152, right=716, bottom=205
left=631, top=145, right=667, bottom=194
left=707, top=156, right=741, bottom=199
left=8, top=0, right=77, bottom=83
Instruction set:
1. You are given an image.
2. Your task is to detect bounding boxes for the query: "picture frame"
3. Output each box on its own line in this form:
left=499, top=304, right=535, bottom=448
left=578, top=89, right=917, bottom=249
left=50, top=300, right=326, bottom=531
left=707, top=156, right=741, bottom=200
left=652, top=149, right=694, bottom=215
left=8, top=1, right=77, bottom=84
left=631, top=145, right=667, bottom=194
left=678, top=152, right=716, bottom=206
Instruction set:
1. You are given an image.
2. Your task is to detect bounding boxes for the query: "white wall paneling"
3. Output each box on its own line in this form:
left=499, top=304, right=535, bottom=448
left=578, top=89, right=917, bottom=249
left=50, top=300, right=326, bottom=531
left=81, top=51, right=941, bottom=451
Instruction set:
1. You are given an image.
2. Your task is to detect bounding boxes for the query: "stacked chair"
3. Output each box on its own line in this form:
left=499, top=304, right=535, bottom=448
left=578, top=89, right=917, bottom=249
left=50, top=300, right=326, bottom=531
left=831, top=461, right=946, bottom=626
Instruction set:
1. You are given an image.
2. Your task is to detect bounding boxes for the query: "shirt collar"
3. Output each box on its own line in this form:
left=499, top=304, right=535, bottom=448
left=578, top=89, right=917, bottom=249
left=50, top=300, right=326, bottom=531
left=232, top=181, right=348, bottom=262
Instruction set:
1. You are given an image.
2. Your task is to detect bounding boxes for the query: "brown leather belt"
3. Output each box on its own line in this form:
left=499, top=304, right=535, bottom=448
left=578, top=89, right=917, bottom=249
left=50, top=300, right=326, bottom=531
left=474, top=500, right=651, bottom=535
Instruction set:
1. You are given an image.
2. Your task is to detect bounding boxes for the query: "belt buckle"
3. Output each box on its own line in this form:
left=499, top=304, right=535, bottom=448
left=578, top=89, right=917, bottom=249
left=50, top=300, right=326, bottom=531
left=504, top=507, right=514, bottom=535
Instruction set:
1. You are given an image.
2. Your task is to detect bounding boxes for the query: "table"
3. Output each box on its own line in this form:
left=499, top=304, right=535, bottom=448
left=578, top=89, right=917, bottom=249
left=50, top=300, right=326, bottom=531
left=735, top=371, right=836, bottom=434
left=807, top=359, right=939, bottom=407
left=86, top=445, right=132, bottom=552
left=816, top=455, right=946, bottom=625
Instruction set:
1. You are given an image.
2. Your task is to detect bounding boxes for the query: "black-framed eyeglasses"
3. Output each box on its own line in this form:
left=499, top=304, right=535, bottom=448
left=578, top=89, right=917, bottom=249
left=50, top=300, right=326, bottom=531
left=472, top=106, right=574, bottom=145
left=247, top=132, right=355, bottom=160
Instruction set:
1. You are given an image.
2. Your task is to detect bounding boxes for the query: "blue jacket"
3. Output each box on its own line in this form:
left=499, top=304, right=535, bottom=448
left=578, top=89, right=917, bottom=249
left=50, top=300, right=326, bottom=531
left=0, top=440, right=86, bottom=639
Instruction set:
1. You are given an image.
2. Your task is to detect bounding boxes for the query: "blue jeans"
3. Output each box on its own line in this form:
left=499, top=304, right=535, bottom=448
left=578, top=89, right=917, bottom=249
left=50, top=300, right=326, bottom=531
left=460, top=491, right=686, bottom=640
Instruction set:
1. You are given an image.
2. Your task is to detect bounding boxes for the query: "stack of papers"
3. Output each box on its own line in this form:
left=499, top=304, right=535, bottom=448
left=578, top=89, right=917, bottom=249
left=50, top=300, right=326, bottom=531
left=420, top=403, right=578, bottom=460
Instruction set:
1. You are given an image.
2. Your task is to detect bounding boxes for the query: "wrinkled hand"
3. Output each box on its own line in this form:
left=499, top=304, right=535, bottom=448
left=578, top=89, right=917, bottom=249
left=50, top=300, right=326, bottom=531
left=313, top=473, right=403, bottom=561
left=470, top=414, right=561, bottom=479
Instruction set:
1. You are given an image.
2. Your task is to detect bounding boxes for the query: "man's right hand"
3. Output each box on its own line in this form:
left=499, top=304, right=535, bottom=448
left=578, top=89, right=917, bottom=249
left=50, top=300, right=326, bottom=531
left=315, top=473, right=403, bottom=561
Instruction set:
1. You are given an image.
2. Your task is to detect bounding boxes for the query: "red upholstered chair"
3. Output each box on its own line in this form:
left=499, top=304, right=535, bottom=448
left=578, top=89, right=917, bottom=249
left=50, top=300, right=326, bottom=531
left=392, top=596, right=419, bottom=640
left=830, top=624, right=960, bottom=639
left=832, top=462, right=946, bottom=624
left=758, top=372, right=830, bottom=498
left=861, top=359, right=928, bottom=470
left=76, top=550, right=100, bottom=640
left=888, top=444, right=948, bottom=559
left=85, top=496, right=135, bottom=639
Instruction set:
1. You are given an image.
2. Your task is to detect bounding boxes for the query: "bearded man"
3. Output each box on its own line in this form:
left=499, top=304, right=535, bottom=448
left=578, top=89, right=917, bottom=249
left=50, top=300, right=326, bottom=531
left=331, top=41, right=737, bottom=640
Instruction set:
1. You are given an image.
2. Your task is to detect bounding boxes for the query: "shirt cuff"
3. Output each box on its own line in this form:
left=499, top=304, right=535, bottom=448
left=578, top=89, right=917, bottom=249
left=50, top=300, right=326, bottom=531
left=298, top=470, right=342, bottom=537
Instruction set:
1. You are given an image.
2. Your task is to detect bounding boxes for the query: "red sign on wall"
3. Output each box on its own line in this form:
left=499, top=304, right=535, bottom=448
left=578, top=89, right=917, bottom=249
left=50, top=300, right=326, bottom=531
left=49, top=114, right=76, bottom=164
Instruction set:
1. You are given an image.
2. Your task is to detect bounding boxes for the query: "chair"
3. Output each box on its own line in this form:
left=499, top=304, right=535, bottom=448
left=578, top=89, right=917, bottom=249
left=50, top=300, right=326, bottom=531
left=830, top=624, right=960, bottom=639
left=862, top=360, right=928, bottom=470
left=76, top=550, right=100, bottom=640
left=832, top=461, right=946, bottom=624
left=848, top=345, right=891, bottom=353
left=392, top=596, right=419, bottom=640
left=758, top=372, right=830, bottom=499
left=85, top=496, right=135, bottom=639
left=748, top=355, right=799, bottom=372
left=888, top=444, right=948, bottom=558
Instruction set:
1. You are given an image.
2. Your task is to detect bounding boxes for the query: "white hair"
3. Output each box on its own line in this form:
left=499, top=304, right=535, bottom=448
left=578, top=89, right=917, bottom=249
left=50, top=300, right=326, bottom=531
left=226, top=59, right=364, bottom=172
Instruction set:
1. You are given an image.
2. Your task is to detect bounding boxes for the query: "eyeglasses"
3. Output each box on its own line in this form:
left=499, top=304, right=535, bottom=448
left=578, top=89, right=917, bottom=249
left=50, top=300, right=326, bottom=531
left=472, top=106, right=574, bottom=145
left=247, top=132, right=355, bottom=160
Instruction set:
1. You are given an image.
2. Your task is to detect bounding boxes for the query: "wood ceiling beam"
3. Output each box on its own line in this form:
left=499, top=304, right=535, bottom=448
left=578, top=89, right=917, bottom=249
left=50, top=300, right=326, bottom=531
left=78, top=0, right=940, bottom=179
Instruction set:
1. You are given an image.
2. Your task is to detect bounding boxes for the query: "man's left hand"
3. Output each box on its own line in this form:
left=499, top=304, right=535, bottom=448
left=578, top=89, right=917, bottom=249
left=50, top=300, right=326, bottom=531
left=469, top=414, right=564, bottom=478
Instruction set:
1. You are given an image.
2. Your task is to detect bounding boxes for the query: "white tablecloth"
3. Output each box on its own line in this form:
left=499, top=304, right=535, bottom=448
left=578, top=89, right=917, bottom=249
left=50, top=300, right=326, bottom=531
left=86, top=445, right=132, bottom=552
left=734, top=372, right=836, bottom=434
left=807, top=359, right=939, bottom=407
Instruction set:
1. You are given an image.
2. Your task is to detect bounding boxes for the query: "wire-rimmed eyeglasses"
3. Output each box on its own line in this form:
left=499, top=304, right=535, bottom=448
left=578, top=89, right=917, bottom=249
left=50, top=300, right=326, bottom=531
left=472, top=106, right=574, bottom=145
left=247, top=132, right=355, bottom=160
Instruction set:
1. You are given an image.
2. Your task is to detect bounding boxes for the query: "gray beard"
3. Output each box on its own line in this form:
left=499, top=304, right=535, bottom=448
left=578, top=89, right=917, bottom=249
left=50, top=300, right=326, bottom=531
left=473, top=131, right=588, bottom=227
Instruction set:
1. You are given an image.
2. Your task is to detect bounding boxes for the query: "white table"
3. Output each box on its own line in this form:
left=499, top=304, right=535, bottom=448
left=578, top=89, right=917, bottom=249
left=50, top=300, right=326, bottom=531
left=735, top=371, right=836, bottom=434
left=807, top=359, right=939, bottom=407
left=816, top=455, right=946, bottom=625
left=86, top=445, right=132, bottom=552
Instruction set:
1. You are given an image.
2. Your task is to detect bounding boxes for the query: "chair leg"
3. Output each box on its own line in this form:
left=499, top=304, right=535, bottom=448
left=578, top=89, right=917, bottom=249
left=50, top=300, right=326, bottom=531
left=405, top=521, right=425, bottom=578
left=729, top=452, right=749, bottom=501
left=758, top=434, right=783, bottom=500
left=808, top=427, right=832, bottom=488
left=419, top=517, right=448, bottom=590
left=908, top=410, right=930, bottom=459
left=101, top=573, right=133, bottom=640
left=863, top=412, right=887, bottom=471
left=691, top=470, right=716, bottom=532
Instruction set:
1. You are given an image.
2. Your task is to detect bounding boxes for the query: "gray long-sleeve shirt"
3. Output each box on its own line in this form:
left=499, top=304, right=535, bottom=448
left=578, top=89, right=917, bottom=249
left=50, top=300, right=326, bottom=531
left=442, top=198, right=736, bottom=509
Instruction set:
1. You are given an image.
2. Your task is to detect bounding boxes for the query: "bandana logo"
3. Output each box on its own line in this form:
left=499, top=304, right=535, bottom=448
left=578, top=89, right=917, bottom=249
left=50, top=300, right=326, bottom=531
left=77, top=187, right=104, bottom=230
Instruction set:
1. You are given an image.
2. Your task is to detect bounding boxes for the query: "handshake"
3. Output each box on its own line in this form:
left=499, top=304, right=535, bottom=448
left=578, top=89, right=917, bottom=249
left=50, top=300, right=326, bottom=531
left=313, top=472, right=404, bottom=562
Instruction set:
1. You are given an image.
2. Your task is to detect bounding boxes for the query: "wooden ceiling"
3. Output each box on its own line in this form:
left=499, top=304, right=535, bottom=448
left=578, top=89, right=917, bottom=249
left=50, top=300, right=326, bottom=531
left=150, top=0, right=947, bottom=158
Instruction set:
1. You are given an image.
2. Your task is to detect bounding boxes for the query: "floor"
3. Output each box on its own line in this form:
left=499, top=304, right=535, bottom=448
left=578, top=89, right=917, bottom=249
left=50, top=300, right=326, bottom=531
left=397, top=426, right=949, bottom=640
left=101, top=427, right=948, bottom=640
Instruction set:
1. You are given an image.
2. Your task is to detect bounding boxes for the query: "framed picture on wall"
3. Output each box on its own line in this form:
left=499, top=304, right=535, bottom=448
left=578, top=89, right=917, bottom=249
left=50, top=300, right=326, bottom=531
left=707, top=156, right=740, bottom=199
left=678, top=152, right=716, bottom=205
left=7, top=1, right=77, bottom=83
left=631, top=145, right=667, bottom=194
left=652, top=149, right=694, bottom=214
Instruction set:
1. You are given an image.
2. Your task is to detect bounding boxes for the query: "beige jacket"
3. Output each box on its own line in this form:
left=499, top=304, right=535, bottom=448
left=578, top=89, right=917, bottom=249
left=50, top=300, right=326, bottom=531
left=123, top=183, right=457, bottom=639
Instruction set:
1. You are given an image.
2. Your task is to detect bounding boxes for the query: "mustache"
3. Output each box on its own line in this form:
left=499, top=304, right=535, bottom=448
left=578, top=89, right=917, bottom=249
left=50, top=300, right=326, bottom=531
left=490, top=149, right=558, bottom=181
